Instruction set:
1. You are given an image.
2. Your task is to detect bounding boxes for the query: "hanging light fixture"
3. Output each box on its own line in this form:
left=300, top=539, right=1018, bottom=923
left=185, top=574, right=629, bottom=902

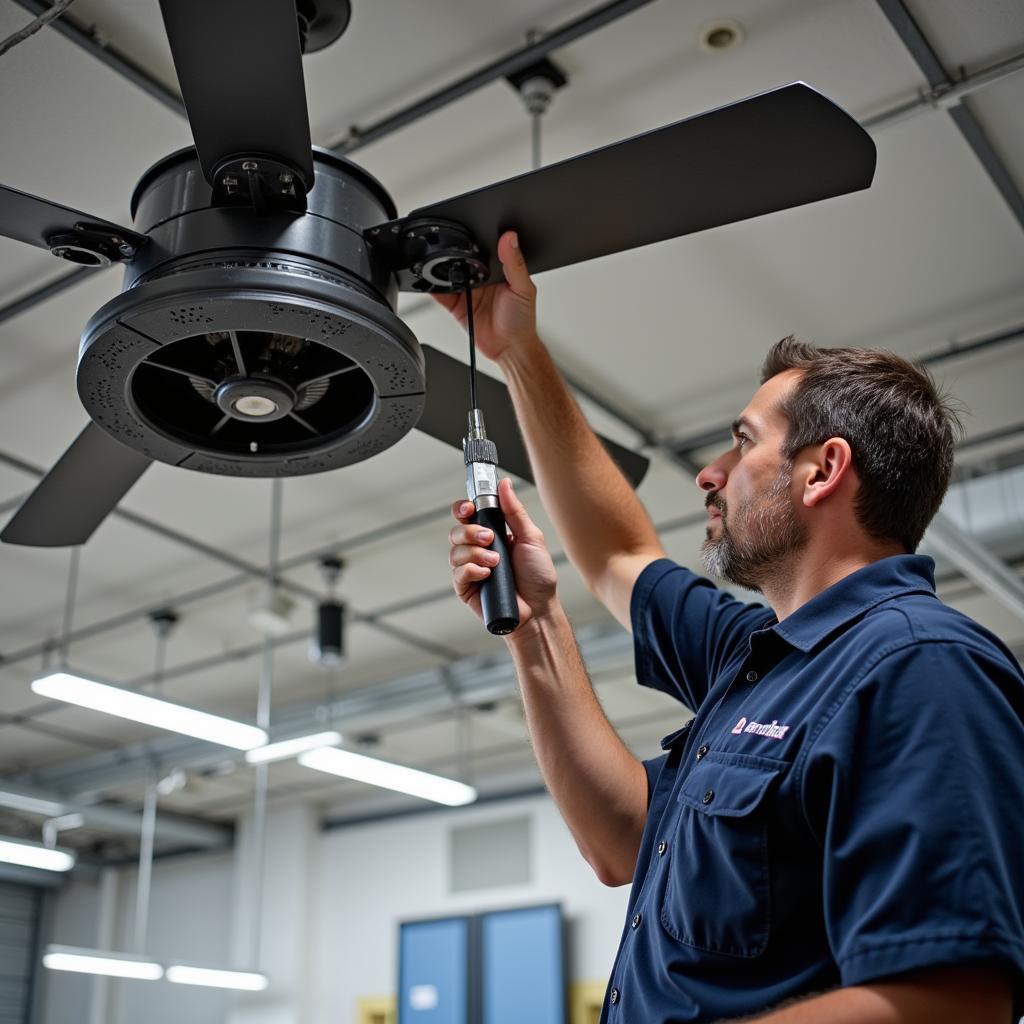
left=42, top=782, right=163, bottom=982
left=31, top=671, right=267, bottom=749
left=0, top=836, right=75, bottom=873
left=310, top=555, right=346, bottom=667
left=165, top=964, right=269, bottom=991
left=298, top=746, right=477, bottom=806
left=42, top=946, right=163, bottom=981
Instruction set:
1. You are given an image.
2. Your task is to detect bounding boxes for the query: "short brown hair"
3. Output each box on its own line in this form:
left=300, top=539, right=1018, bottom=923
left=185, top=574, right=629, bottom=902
left=761, top=337, right=963, bottom=552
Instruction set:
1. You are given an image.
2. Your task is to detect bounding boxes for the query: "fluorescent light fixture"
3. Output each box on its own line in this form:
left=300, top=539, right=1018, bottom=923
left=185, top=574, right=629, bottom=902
left=32, top=671, right=267, bottom=751
left=0, top=837, right=75, bottom=872
left=245, top=730, right=342, bottom=765
left=166, top=965, right=269, bottom=991
left=42, top=945, right=162, bottom=980
left=298, top=747, right=477, bottom=806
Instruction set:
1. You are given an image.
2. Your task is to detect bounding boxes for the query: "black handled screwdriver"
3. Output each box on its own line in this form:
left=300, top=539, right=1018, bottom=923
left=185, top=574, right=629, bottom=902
left=452, top=262, right=519, bottom=636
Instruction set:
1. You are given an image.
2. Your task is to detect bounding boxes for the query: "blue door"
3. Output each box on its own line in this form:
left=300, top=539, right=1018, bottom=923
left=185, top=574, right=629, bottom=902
left=398, top=917, right=469, bottom=1024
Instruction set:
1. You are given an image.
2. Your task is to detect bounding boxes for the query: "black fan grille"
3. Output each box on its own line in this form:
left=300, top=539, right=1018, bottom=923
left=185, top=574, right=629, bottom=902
left=129, top=329, right=375, bottom=457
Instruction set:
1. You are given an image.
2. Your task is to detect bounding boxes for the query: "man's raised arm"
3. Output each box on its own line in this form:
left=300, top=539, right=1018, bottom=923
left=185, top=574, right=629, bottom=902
left=435, top=231, right=665, bottom=628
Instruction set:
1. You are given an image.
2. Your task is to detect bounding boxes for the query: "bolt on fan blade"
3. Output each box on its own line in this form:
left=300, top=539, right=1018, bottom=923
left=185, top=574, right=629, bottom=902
left=158, top=0, right=315, bottom=191
left=1, top=424, right=152, bottom=547
left=0, top=184, right=145, bottom=259
left=385, top=83, right=876, bottom=286
left=417, top=345, right=649, bottom=488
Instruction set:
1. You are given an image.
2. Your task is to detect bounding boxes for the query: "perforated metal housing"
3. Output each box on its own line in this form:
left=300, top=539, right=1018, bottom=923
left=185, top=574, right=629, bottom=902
left=76, top=149, right=426, bottom=477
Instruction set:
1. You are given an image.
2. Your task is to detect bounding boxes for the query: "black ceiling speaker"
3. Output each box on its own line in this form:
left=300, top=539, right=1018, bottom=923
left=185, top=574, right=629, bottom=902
left=0, top=0, right=876, bottom=547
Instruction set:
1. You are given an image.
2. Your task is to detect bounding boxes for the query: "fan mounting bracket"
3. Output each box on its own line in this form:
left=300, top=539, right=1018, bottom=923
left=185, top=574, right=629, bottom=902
left=47, top=223, right=141, bottom=267
left=211, top=154, right=310, bottom=211
left=365, top=217, right=488, bottom=292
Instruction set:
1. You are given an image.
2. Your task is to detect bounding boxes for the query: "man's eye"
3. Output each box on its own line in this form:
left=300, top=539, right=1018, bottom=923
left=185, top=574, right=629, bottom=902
left=735, top=433, right=750, bottom=449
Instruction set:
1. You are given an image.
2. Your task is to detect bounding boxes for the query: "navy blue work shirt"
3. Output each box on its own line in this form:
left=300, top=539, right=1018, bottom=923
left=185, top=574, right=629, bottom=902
left=602, top=554, right=1024, bottom=1023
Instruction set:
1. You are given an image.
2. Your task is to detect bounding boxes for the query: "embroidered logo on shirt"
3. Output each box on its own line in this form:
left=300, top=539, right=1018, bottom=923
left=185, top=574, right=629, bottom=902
left=731, top=716, right=790, bottom=740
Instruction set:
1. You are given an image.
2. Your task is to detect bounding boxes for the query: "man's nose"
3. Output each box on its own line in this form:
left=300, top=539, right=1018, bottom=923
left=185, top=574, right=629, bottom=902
left=696, top=460, right=727, bottom=493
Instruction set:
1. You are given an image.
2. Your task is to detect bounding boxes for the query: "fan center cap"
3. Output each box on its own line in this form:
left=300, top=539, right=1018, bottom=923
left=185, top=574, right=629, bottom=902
left=215, top=377, right=296, bottom=422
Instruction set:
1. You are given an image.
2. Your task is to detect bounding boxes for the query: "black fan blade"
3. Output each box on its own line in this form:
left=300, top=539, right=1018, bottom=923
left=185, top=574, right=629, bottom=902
left=1, top=424, right=151, bottom=547
left=397, top=83, right=875, bottom=285
left=417, top=345, right=649, bottom=488
left=158, top=0, right=315, bottom=190
left=0, top=185, right=145, bottom=256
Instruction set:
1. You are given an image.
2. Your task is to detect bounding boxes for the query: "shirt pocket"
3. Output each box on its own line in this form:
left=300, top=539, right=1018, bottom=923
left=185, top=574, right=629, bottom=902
left=659, top=753, right=783, bottom=958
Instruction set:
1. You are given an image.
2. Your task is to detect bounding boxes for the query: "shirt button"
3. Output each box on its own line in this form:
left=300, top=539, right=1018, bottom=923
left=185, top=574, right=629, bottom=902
left=657, top=840, right=667, bottom=856
left=746, top=669, right=759, bottom=682
left=696, top=744, right=709, bottom=761
left=610, top=988, right=620, bottom=1005
left=631, top=913, right=642, bottom=929
left=702, top=789, right=715, bottom=805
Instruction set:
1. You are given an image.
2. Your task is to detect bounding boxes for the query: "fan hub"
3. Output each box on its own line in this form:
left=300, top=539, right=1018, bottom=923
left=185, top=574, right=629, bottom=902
left=215, top=377, right=296, bottom=422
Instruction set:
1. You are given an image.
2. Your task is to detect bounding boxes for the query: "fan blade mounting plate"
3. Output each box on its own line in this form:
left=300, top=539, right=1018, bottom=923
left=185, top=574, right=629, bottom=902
left=416, top=345, right=650, bottom=488
left=383, top=83, right=876, bottom=287
left=158, top=0, right=315, bottom=192
left=1, top=424, right=152, bottom=547
left=0, top=185, right=146, bottom=263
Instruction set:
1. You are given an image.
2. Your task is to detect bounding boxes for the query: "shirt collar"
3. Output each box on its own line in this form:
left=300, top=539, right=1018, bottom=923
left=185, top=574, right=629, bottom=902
left=767, top=554, right=937, bottom=653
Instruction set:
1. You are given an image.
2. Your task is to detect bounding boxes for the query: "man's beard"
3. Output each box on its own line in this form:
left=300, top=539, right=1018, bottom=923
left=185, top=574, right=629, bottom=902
left=700, top=463, right=807, bottom=593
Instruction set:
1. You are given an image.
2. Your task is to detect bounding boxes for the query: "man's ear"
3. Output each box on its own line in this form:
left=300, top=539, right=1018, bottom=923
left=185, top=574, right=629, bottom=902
left=799, top=437, right=854, bottom=508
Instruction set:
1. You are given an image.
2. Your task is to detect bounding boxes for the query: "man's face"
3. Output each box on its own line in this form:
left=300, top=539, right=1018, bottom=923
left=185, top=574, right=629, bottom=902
left=697, top=370, right=808, bottom=592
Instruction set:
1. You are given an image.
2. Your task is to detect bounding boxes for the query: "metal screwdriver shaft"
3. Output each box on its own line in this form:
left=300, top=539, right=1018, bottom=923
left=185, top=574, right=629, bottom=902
left=455, top=264, right=519, bottom=635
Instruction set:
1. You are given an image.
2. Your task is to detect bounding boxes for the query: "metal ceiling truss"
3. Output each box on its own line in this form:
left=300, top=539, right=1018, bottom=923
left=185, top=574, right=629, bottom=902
left=874, top=0, right=1024, bottom=231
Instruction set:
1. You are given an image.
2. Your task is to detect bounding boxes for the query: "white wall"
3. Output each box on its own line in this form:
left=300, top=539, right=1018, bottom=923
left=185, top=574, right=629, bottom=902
left=39, top=793, right=630, bottom=1024
left=310, top=795, right=630, bottom=1024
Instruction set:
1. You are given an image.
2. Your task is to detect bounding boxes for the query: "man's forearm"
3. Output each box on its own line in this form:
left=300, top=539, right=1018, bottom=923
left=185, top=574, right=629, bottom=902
left=505, top=601, right=648, bottom=885
left=726, top=967, right=1010, bottom=1024
left=497, top=335, right=661, bottom=588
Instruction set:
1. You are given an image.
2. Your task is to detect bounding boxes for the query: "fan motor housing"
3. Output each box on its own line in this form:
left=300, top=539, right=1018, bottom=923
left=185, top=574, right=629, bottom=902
left=77, top=148, right=426, bottom=477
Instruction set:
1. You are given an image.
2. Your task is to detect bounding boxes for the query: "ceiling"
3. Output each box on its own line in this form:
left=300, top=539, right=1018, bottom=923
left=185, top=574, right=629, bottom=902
left=0, top=0, right=1022, bottom=860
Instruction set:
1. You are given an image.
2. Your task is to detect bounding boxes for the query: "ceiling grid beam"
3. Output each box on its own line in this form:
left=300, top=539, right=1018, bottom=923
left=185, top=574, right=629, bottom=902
left=875, top=0, right=1024, bottom=231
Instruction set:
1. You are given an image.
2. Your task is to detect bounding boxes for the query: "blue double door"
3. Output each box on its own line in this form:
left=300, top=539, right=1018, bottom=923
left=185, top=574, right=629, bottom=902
left=398, top=904, right=565, bottom=1024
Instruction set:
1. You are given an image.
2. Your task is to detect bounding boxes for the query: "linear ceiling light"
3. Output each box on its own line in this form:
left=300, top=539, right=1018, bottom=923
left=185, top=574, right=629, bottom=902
left=166, top=965, right=269, bottom=991
left=0, top=837, right=75, bottom=873
left=32, top=671, right=268, bottom=750
left=244, top=730, right=342, bottom=765
left=42, top=945, right=163, bottom=980
left=298, top=747, right=477, bottom=806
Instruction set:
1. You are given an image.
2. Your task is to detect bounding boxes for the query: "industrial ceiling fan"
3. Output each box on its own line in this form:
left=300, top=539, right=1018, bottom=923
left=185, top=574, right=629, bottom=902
left=0, top=0, right=876, bottom=548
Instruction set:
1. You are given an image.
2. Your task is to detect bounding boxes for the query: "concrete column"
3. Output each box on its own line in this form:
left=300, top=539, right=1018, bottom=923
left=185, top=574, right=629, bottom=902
left=228, top=802, right=317, bottom=1024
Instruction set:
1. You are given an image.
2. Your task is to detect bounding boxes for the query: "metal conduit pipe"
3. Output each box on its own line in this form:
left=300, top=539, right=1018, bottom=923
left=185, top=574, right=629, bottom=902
left=328, top=0, right=659, bottom=152
left=11, top=0, right=186, bottom=115
left=873, top=0, right=1024, bottom=231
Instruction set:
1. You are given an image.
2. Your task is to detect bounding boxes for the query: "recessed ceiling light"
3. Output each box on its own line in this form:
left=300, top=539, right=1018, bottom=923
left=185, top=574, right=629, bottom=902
left=699, top=19, right=745, bottom=53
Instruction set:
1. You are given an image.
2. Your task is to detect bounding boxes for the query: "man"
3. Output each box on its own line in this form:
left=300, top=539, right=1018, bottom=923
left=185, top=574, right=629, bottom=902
left=443, top=232, right=1024, bottom=1023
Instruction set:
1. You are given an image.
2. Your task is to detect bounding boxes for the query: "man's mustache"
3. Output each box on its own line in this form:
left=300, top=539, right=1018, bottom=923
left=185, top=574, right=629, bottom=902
left=705, top=494, right=727, bottom=516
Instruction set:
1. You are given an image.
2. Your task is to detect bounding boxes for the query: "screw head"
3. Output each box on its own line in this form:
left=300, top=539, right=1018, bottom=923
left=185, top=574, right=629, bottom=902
left=279, top=172, right=294, bottom=184
left=241, top=160, right=259, bottom=171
